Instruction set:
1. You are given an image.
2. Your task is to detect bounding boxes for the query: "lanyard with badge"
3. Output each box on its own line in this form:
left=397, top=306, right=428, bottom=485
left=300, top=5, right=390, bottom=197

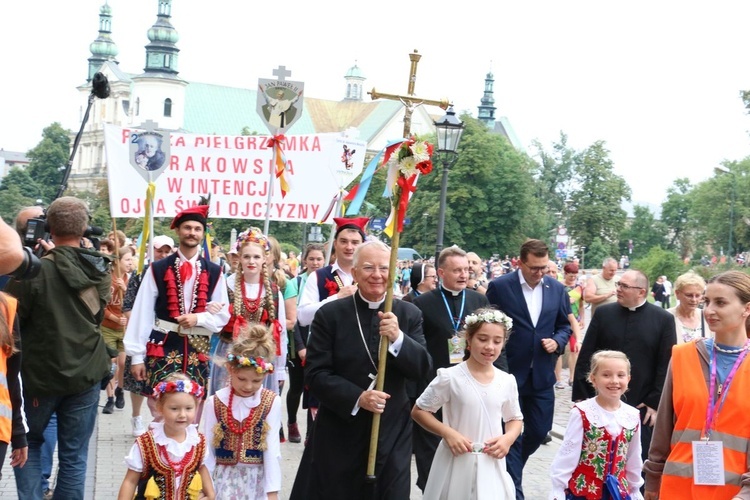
left=692, top=339, right=750, bottom=486
left=441, top=290, right=465, bottom=364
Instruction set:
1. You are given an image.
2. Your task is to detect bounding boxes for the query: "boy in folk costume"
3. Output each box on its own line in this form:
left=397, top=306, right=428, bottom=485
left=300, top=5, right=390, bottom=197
left=124, top=198, right=230, bottom=420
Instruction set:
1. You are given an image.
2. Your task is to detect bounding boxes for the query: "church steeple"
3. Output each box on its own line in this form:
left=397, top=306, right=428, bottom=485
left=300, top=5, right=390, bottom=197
left=343, top=62, right=366, bottom=101
left=87, top=1, right=119, bottom=82
left=143, top=0, right=180, bottom=76
left=477, top=67, right=496, bottom=129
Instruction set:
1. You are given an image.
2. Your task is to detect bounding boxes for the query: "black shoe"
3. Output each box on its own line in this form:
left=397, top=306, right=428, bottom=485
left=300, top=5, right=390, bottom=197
left=103, top=397, right=115, bottom=414
left=115, top=387, right=125, bottom=410
left=542, top=433, right=552, bottom=445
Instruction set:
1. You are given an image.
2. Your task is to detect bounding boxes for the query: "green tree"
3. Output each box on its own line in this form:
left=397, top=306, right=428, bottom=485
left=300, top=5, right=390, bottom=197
left=582, top=237, right=612, bottom=271
left=660, top=178, right=694, bottom=258
left=0, top=184, right=36, bottom=224
left=631, top=247, right=686, bottom=285
left=690, top=159, right=750, bottom=255
left=618, top=205, right=668, bottom=259
left=400, top=116, right=546, bottom=258
left=530, top=132, right=578, bottom=227
left=25, top=122, right=71, bottom=202
left=568, top=141, right=631, bottom=254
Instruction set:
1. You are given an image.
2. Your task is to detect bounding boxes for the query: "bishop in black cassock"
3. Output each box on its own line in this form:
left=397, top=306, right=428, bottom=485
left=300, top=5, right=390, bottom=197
left=290, top=242, right=430, bottom=500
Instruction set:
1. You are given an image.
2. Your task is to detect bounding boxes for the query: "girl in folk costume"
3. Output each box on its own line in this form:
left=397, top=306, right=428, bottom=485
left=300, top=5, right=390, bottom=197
left=550, top=350, right=643, bottom=500
left=412, top=308, right=523, bottom=500
left=102, top=245, right=136, bottom=414
left=0, top=292, right=27, bottom=471
left=118, top=373, right=214, bottom=500
left=202, top=324, right=281, bottom=500
left=211, top=228, right=286, bottom=396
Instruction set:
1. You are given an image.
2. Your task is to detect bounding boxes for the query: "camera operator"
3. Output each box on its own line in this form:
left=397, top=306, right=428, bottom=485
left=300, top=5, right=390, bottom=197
left=4, top=196, right=112, bottom=499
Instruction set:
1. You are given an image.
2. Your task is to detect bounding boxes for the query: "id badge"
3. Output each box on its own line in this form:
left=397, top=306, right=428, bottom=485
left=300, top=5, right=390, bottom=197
left=448, top=334, right=466, bottom=364
left=691, top=440, right=724, bottom=485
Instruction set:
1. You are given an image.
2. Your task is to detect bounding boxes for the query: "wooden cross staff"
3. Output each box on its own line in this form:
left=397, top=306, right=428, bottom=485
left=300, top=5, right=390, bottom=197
left=366, top=49, right=449, bottom=482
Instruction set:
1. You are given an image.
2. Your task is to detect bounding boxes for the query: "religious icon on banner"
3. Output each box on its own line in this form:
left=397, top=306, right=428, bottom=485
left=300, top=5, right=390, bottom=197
left=128, top=123, right=171, bottom=182
left=257, top=74, right=305, bottom=134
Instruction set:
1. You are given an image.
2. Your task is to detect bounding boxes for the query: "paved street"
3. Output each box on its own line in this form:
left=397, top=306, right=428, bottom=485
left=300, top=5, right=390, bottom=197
left=0, top=368, right=574, bottom=499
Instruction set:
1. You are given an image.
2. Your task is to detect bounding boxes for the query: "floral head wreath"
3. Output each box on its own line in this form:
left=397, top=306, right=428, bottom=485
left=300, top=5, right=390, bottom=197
left=152, top=379, right=204, bottom=400
left=227, top=353, right=275, bottom=374
left=236, top=227, right=270, bottom=252
left=464, top=310, right=513, bottom=331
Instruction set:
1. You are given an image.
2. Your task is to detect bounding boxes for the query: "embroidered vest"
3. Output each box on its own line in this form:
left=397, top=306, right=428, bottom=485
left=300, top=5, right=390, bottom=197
left=212, top=388, right=275, bottom=466
left=315, top=266, right=342, bottom=300
left=136, top=431, right=205, bottom=500
left=151, top=253, right=221, bottom=322
left=567, top=407, right=636, bottom=499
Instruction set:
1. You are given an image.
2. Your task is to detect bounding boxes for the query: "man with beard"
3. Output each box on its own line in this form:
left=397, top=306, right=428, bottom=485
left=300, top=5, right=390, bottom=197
left=411, top=246, right=492, bottom=491
left=124, top=201, right=230, bottom=420
left=291, top=241, right=430, bottom=499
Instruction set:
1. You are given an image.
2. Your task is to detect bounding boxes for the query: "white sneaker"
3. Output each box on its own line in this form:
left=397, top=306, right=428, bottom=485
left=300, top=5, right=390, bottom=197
left=131, top=416, right=146, bottom=437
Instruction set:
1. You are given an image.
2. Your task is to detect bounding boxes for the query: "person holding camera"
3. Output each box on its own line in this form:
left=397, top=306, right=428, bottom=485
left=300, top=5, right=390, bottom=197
left=4, top=196, right=112, bottom=499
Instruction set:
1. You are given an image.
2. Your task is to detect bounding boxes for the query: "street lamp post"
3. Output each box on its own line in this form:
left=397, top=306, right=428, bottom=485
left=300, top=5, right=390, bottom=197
left=714, top=165, right=736, bottom=258
left=422, top=213, right=430, bottom=257
left=433, top=105, right=465, bottom=265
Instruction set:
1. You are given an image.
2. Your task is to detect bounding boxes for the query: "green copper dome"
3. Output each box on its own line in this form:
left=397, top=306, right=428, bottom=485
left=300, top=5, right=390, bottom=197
left=345, top=63, right=365, bottom=79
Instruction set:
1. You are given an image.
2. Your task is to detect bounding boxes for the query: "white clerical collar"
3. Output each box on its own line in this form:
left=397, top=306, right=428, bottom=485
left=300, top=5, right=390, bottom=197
left=441, top=286, right=464, bottom=297
left=627, top=299, right=648, bottom=312
left=358, top=291, right=385, bottom=309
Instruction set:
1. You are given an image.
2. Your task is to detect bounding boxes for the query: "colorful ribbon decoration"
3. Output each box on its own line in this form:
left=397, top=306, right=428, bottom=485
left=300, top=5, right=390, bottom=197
left=268, top=135, right=290, bottom=198
left=137, top=181, right=156, bottom=273
left=383, top=173, right=419, bottom=237
left=320, top=189, right=346, bottom=223
left=345, top=139, right=406, bottom=216
left=202, top=222, right=213, bottom=261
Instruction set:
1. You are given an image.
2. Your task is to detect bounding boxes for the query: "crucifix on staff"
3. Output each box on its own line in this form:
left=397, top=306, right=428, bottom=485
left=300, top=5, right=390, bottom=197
left=364, top=49, right=449, bottom=484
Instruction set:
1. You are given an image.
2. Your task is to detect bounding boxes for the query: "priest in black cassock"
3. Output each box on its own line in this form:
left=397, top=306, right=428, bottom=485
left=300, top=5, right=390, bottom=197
left=572, top=269, right=676, bottom=460
left=290, top=240, right=431, bottom=500
left=411, top=246, right=494, bottom=491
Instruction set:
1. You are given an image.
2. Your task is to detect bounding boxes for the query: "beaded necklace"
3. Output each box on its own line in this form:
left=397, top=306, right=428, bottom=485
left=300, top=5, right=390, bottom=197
left=241, top=280, right=264, bottom=321
left=173, top=257, right=202, bottom=314
left=225, top=387, right=256, bottom=435
left=158, top=442, right=194, bottom=476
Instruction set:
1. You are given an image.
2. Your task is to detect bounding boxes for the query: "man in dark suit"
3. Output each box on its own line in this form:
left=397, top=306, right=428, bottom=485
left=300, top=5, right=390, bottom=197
left=411, top=246, right=490, bottom=491
left=290, top=240, right=430, bottom=500
left=486, top=239, right=571, bottom=500
left=573, top=269, right=676, bottom=460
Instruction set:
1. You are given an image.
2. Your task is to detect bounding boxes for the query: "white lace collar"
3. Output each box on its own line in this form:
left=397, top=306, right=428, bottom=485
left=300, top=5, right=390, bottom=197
left=150, top=422, right=200, bottom=457
left=575, top=397, right=640, bottom=430
left=215, top=386, right=262, bottom=409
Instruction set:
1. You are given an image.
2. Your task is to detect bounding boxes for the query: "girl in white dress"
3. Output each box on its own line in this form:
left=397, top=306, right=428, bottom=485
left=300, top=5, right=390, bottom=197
left=117, top=373, right=214, bottom=500
left=203, top=323, right=281, bottom=500
left=412, top=307, right=523, bottom=500
left=549, top=350, right=643, bottom=500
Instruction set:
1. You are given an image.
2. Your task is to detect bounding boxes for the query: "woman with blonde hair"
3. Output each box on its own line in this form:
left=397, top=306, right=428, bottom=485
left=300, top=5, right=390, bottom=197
left=667, top=271, right=711, bottom=343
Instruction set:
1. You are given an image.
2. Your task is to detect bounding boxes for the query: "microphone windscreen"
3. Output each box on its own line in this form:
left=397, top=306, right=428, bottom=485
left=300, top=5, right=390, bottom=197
left=92, top=72, right=110, bottom=99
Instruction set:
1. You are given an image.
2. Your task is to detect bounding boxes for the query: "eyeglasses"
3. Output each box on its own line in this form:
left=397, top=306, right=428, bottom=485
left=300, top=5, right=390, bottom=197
left=360, top=265, right=390, bottom=275
left=523, top=263, right=549, bottom=273
left=615, top=282, right=643, bottom=291
left=424, top=275, right=437, bottom=280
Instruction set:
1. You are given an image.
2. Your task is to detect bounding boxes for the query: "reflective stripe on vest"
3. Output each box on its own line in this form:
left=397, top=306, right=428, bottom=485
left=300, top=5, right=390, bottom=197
left=0, top=295, right=16, bottom=443
left=660, top=342, right=750, bottom=498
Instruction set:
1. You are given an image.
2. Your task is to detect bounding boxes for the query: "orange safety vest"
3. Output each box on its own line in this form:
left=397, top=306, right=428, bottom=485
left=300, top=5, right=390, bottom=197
left=661, top=341, right=750, bottom=499
left=0, top=294, right=17, bottom=444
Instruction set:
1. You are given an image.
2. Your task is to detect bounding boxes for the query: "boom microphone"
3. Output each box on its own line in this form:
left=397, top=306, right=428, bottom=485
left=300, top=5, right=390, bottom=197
left=91, top=72, right=110, bottom=99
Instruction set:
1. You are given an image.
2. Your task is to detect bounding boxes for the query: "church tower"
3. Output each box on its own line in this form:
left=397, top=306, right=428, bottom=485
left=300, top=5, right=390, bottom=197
left=87, top=1, right=119, bottom=82
left=130, top=0, right=187, bottom=131
left=477, top=69, right=496, bottom=129
left=344, top=62, right=366, bottom=101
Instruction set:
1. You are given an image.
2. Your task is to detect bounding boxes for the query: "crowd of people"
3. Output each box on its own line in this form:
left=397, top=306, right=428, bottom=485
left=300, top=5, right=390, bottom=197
left=1, top=195, right=750, bottom=499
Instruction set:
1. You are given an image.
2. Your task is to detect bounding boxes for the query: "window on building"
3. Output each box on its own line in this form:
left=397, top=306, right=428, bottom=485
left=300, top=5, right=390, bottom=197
left=164, top=98, right=172, bottom=117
